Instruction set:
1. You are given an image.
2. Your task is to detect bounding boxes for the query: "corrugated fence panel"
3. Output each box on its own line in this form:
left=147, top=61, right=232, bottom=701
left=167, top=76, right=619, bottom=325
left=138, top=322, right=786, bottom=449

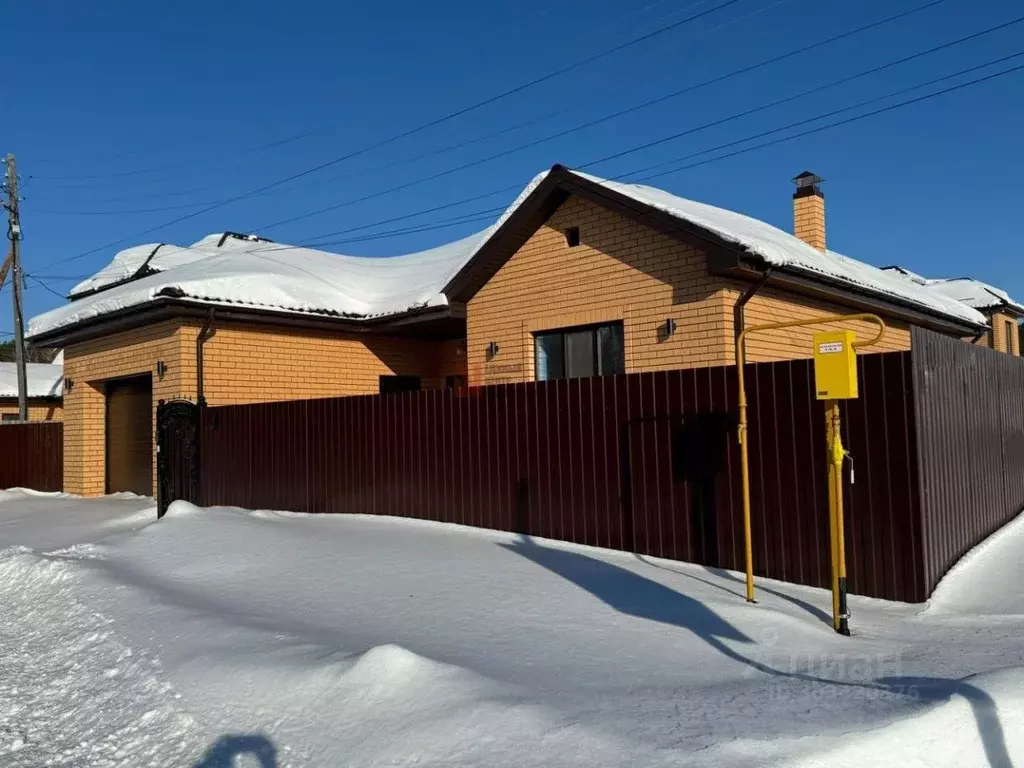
left=912, top=327, right=1024, bottom=597
left=197, top=351, right=924, bottom=601
left=0, top=422, right=63, bottom=492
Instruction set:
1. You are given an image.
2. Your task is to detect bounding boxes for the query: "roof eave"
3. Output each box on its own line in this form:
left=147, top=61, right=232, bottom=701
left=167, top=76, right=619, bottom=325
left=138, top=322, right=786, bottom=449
left=27, top=297, right=460, bottom=348
left=717, top=258, right=986, bottom=336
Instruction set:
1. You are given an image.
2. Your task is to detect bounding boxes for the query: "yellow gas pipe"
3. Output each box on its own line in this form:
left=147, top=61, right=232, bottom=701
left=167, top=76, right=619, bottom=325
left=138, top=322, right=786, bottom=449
left=736, top=313, right=884, bottom=612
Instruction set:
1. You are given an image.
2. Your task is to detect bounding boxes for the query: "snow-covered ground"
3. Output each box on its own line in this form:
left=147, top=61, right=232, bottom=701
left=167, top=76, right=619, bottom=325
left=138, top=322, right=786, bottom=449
left=0, top=489, right=1020, bottom=767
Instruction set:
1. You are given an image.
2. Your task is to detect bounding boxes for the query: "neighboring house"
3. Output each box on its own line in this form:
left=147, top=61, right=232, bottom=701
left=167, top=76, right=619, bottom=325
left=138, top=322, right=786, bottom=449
left=27, top=165, right=988, bottom=497
left=882, top=266, right=1023, bottom=355
left=0, top=351, right=63, bottom=422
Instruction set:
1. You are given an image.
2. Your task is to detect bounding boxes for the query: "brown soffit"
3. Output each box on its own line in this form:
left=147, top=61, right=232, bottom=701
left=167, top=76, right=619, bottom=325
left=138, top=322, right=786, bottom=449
left=27, top=298, right=463, bottom=348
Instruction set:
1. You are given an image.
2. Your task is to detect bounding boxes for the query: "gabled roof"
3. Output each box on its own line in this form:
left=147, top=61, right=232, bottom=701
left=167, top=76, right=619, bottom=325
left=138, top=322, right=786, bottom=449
left=0, top=362, right=63, bottom=399
left=445, top=166, right=986, bottom=329
left=882, top=267, right=1024, bottom=315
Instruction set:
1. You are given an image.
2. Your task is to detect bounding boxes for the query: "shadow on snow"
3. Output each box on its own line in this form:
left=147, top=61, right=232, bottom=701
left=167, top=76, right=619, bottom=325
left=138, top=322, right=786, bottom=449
left=500, top=535, right=1012, bottom=768
left=193, top=733, right=277, bottom=767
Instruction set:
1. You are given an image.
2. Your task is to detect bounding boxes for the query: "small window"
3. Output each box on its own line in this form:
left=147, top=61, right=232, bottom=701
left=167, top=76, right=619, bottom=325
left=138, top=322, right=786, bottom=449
left=379, top=375, right=421, bottom=394
left=1, top=414, right=18, bottom=422
left=534, top=322, right=624, bottom=381
left=1006, top=320, right=1018, bottom=355
left=564, top=226, right=580, bottom=248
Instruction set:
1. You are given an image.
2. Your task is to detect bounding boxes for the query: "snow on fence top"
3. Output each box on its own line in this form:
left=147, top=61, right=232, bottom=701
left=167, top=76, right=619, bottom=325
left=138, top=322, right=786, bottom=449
left=29, top=167, right=986, bottom=339
left=0, top=362, right=64, bottom=399
left=882, top=266, right=1024, bottom=314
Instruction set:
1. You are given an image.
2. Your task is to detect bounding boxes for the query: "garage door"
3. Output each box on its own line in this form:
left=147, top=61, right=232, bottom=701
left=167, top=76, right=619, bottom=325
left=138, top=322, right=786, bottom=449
left=106, top=376, right=153, bottom=496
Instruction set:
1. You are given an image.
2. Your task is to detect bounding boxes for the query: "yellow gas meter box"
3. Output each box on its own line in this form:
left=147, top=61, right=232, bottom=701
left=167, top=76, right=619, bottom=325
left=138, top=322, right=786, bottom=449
left=813, top=330, right=858, bottom=400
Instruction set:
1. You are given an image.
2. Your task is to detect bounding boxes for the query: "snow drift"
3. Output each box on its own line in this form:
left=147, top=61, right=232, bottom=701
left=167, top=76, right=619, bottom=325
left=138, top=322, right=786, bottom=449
left=0, top=492, right=1020, bottom=766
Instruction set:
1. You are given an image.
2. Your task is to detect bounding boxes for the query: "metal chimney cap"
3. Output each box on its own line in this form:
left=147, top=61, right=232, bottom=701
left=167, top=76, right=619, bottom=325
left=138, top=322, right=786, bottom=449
left=792, top=171, right=824, bottom=188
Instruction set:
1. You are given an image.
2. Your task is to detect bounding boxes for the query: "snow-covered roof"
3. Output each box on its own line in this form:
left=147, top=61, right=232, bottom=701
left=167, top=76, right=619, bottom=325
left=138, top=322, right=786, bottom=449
left=882, top=267, right=1024, bottom=314
left=29, top=165, right=987, bottom=340
left=29, top=230, right=493, bottom=339
left=560, top=171, right=985, bottom=327
left=0, top=362, right=63, bottom=399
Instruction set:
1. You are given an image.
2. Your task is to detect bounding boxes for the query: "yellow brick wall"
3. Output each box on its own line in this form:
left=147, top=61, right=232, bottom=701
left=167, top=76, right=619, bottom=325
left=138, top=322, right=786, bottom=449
left=467, top=195, right=913, bottom=383
left=63, top=320, right=189, bottom=497
left=0, top=401, right=62, bottom=421
left=176, top=320, right=466, bottom=405
left=793, top=194, right=826, bottom=252
left=62, top=318, right=464, bottom=497
left=725, top=284, right=911, bottom=363
left=467, top=196, right=733, bottom=385
left=989, top=311, right=1020, bottom=356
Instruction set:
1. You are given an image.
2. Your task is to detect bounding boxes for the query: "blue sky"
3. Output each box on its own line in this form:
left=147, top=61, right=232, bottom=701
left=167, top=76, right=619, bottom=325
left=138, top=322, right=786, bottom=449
left=6, top=0, right=1024, bottom=325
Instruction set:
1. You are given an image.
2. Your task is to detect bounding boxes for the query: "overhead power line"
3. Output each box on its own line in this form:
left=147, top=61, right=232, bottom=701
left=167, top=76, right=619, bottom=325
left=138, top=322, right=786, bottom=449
left=635, top=56, right=1024, bottom=182
left=34, top=0, right=800, bottom=197
left=577, top=12, right=1024, bottom=171
left=31, top=0, right=753, bottom=269
left=159, top=49, right=1024, bottom=258
left=32, top=0, right=744, bottom=185
left=281, top=19, right=1020, bottom=247
left=22, top=52, right=1024, bottom=311
left=35, top=0, right=1012, bottom=280
left=248, top=0, right=962, bottom=235
left=28, top=0, right=720, bottom=179
left=256, top=49, right=1024, bottom=252
left=26, top=274, right=69, bottom=301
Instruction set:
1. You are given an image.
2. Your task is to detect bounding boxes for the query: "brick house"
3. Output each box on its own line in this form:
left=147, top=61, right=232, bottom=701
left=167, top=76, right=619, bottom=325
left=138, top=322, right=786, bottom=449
left=450, top=167, right=986, bottom=383
left=0, top=352, right=63, bottom=422
left=28, top=165, right=995, bottom=497
left=881, top=267, right=1023, bottom=355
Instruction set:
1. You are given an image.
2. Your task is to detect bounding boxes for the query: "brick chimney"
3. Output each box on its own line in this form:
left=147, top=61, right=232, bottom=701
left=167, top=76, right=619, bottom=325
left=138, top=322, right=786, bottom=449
left=792, top=171, right=826, bottom=251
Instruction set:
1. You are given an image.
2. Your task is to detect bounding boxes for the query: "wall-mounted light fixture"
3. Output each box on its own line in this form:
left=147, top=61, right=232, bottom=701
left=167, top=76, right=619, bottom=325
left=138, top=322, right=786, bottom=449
left=663, top=318, right=677, bottom=336
left=63, top=378, right=74, bottom=393
left=156, top=360, right=168, bottom=379
left=486, top=341, right=500, bottom=361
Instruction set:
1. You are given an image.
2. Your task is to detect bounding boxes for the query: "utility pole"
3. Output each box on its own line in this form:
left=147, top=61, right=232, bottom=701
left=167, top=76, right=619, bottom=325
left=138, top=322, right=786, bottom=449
left=3, top=154, right=28, bottom=421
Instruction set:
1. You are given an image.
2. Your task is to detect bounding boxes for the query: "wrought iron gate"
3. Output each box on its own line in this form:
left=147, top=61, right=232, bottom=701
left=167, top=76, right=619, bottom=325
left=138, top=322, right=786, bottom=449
left=156, top=399, right=201, bottom=518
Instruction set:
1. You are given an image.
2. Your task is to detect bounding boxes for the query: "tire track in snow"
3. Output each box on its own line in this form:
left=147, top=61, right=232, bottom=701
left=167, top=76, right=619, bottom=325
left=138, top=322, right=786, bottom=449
left=0, top=545, right=204, bottom=767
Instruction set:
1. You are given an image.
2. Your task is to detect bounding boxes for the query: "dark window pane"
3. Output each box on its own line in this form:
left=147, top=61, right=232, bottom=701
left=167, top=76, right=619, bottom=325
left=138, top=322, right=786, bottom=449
left=535, top=333, right=564, bottom=381
left=379, top=375, right=421, bottom=394
left=598, top=323, right=625, bottom=375
left=566, top=329, right=596, bottom=379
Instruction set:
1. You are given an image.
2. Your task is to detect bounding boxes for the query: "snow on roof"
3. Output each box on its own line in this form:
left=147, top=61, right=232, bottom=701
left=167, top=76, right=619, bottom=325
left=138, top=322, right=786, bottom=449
left=68, top=243, right=218, bottom=298
left=28, top=230, right=492, bottom=339
left=565, top=170, right=986, bottom=327
left=30, top=166, right=986, bottom=340
left=0, top=362, right=63, bottom=399
left=67, top=234, right=284, bottom=300
left=882, top=267, right=1024, bottom=314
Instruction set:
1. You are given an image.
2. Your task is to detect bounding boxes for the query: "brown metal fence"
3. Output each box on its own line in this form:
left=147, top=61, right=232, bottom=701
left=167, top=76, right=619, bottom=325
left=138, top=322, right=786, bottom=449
left=0, top=422, right=64, bottom=492
left=911, top=327, right=1024, bottom=596
left=199, top=351, right=925, bottom=601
